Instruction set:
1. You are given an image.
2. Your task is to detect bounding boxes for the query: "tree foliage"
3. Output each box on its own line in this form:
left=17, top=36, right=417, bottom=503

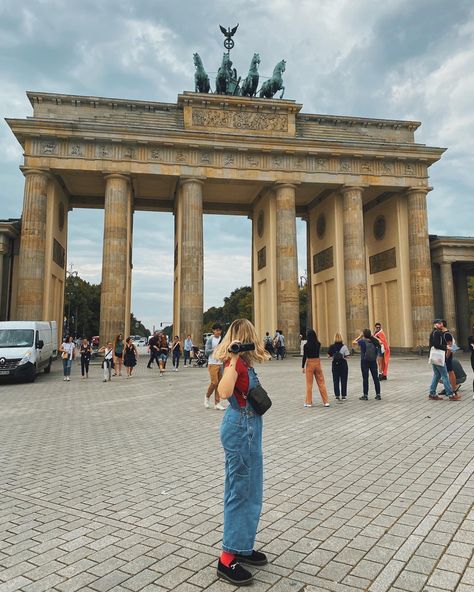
left=203, top=286, right=253, bottom=332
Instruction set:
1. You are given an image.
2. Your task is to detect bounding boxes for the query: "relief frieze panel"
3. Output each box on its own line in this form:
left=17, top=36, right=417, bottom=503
left=191, top=108, right=288, bottom=132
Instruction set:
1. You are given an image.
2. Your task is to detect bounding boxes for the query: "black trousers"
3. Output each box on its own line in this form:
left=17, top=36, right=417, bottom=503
left=81, top=357, right=90, bottom=376
left=361, top=360, right=380, bottom=396
left=147, top=350, right=159, bottom=368
left=332, top=361, right=348, bottom=398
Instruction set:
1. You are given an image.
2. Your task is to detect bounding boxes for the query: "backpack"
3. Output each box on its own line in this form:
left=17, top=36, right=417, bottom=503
left=363, top=339, right=377, bottom=362
left=333, top=351, right=344, bottom=364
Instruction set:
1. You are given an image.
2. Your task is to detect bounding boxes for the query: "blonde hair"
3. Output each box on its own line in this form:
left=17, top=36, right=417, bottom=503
left=334, top=332, right=344, bottom=343
left=213, top=318, right=270, bottom=365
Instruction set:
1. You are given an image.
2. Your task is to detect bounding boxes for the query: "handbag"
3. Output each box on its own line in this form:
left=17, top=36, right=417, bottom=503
left=247, top=384, right=272, bottom=415
left=429, top=346, right=445, bottom=366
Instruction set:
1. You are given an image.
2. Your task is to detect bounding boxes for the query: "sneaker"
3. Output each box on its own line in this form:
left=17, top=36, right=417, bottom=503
left=428, top=395, right=443, bottom=400
left=234, top=550, right=268, bottom=566
left=448, top=394, right=461, bottom=401
left=174, top=368, right=178, bottom=372
left=335, top=396, right=340, bottom=400
left=63, top=377, right=67, bottom=381
left=304, top=403, right=312, bottom=407
left=66, top=377, right=70, bottom=381
left=341, top=397, right=347, bottom=400
left=204, top=395, right=210, bottom=409
left=359, top=395, right=368, bottom=400
left=160, top=371, right=164, bottom=377
left=324, top=403, right=330, bottom=407
left=375, top=394, right=381, bottom=400
left=380, top=375, right=387, bottom=381
left=215, top=403, right=226, bottom=410
left=103, top=379, right=107, bottom=382
left=217, top=559, right=253, bottom=586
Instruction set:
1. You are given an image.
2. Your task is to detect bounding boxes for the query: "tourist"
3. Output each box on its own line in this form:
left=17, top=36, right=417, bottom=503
left=274, top=330, right=286, bottom=360
left=353, top=329, right=382, bottom=400
left=80, top=338, right=92, bottom=379
left=302, top=329, right=329, bottom=407
left=374, top=322, right=390, bottom=380
left=171, top=336, right=182, bottom=371
left=113, top=333, right=124, bottom=376
left=428, top=320, right=455, bottom=400
left=157, top=332, right=169, bottom=377
left=59, top=335, right=75, bottom=381
left=264, top=331, right=275, bottom=357
left=212, top=318, right=270, bottom=586
left=146, top=331, right=159, bottom=369
left=123, top=336, right=138, bottom=378
left=98, top=341, right=114, bottom=382
left=468, top=324, right=474, bottom=399
left=441, top=320, right=461, bottom=397
left=205, top=323, right=225, bottom=410
left=327, top=332, right=350, bottom=401
left=183, top=334, right=193, bottom=367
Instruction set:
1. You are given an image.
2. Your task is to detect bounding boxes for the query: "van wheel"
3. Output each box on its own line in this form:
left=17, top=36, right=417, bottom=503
left=44, top=359, right=52, bottom=374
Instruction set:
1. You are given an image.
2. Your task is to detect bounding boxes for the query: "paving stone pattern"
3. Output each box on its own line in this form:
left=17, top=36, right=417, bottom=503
left=0, top=353, right=473, bottom=591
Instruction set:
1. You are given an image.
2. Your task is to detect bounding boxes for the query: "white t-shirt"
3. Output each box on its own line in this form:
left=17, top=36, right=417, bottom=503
left=61, top=342, right=75, bottom=360
left=208, top=336, right=222, bottom=366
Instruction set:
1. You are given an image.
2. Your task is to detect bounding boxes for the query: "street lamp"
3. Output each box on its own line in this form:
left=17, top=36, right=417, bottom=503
left=66, top=264, right=79, bottom=337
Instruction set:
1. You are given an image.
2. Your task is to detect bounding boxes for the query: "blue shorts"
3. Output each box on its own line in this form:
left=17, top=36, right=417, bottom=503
left=158, top=353, right=168, bottom=362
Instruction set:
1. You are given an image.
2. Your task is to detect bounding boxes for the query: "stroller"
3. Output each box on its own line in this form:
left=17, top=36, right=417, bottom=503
left=192, top=346, right=208, bottom=367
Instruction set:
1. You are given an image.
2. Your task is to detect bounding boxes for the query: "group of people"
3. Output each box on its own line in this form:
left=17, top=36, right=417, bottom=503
left=263, top=330, right=286, bottom=359
left=146, top=332, right=195, bottom=375
left=300, top=322, right=391, bottom=406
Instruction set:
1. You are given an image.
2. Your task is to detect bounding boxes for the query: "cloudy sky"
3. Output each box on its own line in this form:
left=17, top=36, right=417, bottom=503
left=1, top=0, right=473, bottom=330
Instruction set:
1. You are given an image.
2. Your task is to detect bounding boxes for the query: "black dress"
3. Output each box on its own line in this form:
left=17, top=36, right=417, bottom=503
left=123, top=344, right=137, bottom=367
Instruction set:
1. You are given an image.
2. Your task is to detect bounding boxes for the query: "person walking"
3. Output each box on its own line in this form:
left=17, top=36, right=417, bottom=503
left=327, top=332, right=350, bottom=401
left=263, top=332, right=275, bottom=357
left=441, top=320, right=461, bottom=397
left=212, top=318, right=270, bottom=586
left=146, top=331, right=159, bottom=369
left=98, top=341, right=114, bottom=382
left=205, top=323, right=226, bottom=410
left=80, top=338, right=92, bottom=379
left=183, top=334, right=193, bottom=367
left=428, top=320, right=456, bottom=400
left=468, top=324, right=474, bottom=399
left=374, top=322, right=390, bottom=380
left=113, top=333, right=124, bottom=376
left=157, top=332, right=169, bottom=377
left=353, top=329, right=382, bottom=400
left=171, top=336, right=182, bottom=371
left=123, top=336, right=138, bottom=378
left=59, top=335, right=75, bottom=381
left=274, top=330, right=286, bottom=360
left=302, top=329, right=330, bottom=407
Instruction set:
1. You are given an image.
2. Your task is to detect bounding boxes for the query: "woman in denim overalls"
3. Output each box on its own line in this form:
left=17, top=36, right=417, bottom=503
left=212, top=319, right=270, bottom=586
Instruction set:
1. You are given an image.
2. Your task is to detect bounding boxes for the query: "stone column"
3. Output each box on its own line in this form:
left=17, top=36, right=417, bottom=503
left=342, top=185, right=369, bottom=340
left=440, top=261, right=456, bottom=334
left=454, top=268, right=470, bottom=347
left=275, top=182, right=300, bottom=351
left=100, top=174, right=130, bottom=344
left=178, top=178, right=203, bottom=341
left=16, top=169, right=50, bottom=320
left=406, top=187, right=434, bottom=348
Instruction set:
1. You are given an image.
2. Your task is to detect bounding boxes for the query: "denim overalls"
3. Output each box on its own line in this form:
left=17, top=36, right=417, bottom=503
left=220, top=366, right=263, bottom=554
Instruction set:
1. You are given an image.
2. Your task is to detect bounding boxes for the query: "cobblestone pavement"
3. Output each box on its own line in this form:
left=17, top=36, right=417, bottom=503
left=0, top=352, right=473, bottom=592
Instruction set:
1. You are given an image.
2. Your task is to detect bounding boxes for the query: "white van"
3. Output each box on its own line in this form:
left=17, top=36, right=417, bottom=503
left=0, top=321, right=58, bottom=382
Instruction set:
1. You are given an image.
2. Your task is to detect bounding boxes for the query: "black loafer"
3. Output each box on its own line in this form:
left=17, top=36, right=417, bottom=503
left=217, top=559, right=253, bottom=586
left=234, top=550, right=268, bottom=566
left=359, top=395, right=368, bottom=400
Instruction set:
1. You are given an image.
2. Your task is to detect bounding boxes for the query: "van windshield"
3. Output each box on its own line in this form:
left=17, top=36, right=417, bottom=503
left=0, top=329, right=34, bottom=348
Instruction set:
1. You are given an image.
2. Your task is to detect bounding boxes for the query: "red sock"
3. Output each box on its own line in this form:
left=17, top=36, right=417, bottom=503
left=220, top=551, right=235, bottom=567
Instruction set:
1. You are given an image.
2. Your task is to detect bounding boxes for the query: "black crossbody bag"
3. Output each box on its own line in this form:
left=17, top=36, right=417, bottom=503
left=235, top=383, right=272, bottom=416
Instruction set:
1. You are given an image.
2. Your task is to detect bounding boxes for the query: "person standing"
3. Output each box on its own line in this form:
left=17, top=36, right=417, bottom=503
left=123, top=337, right=138, bottom=378
left=468, top=324, right=474, bottom=399
left=157, top=332, right=169, bottom=377
left=441, top=320, right=461, bottom=397
left=80, top=338, right=92, bottom=379
left=264, top=332, right=275, bottom=357
left=212, top=318, right=270, bottom=586
left=171, top=336, right=182, bottom=371
left=274, top=330, right=286, bottom=360
left=302, top=329, right=330, bottom=407
left=205, top=323, right=226, bottom=410
left=327, top=332, right=350, bottom=401
left=99, top=341, right=114, bottom=382
left=428, top=320, right=455, bottom=400
left=353, top=329, right=382, bottom=401
left=59, top=335, right=75, bottom=381
left=146, top=332, right=159, bottom=369
left=183, top=334, right=193, bottom=367
left=374, top=322, right=390, bottom=380
left=113, top=333, right=124, bottom=377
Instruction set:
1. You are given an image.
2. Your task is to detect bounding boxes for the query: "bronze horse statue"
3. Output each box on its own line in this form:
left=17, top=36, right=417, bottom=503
left=215, top=53, right=241, bottom=95
left=259, top=59, right=286, bottom=99
left=241, top=53, right=260, bottom=97
left=193, top=53, right=210, bottom=93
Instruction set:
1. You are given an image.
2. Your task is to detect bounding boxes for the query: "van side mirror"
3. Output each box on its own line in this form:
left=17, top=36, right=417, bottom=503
left=37, top=339, right=44, bottom=349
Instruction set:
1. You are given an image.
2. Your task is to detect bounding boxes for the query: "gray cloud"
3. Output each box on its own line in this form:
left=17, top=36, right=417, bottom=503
left=1, top=0, right=472, bottom=329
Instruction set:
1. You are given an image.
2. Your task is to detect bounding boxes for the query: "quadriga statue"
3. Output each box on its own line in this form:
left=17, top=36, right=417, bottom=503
left=193, top=53, right=210, bottom=94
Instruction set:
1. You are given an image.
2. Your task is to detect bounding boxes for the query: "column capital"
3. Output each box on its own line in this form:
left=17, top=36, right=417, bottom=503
left=179, top=176, right=205, bottom=188
left=340, top=184, right=368, bottom=196
left=273, top=181, right=300, bottom=191
left=20, top=166, right=52, bottom=179
left=406, top=186, right=433, bottom=196
left=103, top=172, right=130, bottom=183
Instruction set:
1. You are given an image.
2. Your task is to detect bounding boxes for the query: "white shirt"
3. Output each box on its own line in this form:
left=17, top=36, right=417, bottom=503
left=61, top=342, right=75, bottom=359
left=208, top=336, right=222, bottom=366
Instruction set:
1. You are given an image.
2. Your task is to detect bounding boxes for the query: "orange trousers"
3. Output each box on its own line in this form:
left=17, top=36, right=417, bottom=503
left=305, top=358, right=329, bottom=405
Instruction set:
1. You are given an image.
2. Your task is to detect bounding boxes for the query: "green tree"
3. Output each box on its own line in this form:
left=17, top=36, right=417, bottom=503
left=203, top=286, right=253, bottom=332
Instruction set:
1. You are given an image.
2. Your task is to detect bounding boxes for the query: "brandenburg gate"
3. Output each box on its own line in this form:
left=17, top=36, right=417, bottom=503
left=6, top=87, right=445, bottom=351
